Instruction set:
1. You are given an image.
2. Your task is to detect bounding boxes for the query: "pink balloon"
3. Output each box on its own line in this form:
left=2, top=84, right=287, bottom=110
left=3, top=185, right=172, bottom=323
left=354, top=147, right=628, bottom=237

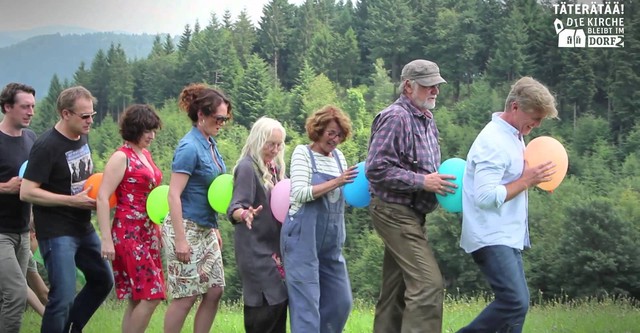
left=270, top=179, right=291, bottom=224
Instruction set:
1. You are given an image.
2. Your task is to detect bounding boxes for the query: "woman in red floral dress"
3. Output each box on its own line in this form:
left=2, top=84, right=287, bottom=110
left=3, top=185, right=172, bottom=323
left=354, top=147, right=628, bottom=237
left=97, top=104, right=164, bottom=333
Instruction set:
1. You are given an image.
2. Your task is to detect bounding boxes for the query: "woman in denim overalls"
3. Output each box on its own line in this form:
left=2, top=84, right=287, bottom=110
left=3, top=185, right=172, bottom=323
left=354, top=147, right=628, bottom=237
left=281, top=106, right=358, bottom=333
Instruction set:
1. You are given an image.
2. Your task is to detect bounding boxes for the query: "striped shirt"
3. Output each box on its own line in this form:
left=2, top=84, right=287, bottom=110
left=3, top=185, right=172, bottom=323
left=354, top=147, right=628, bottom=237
left=365, top=95, right=442, bottom=214
left=289, top=144, right=348, bottom=215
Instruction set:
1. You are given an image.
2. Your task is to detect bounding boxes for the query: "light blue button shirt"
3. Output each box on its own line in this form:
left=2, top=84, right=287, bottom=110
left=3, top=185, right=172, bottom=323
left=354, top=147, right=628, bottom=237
left=460, top=112, right=529, bottom=253
left=172, top=126, right=226, bottom=228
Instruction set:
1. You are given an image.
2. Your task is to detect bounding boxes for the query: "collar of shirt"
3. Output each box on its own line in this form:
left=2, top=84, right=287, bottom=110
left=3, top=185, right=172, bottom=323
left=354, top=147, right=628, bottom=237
left=398, top=95, right=434, bottom=119
left=189, top=126, right=218, bottom=150
left=491, top=112, right=521, bottom=138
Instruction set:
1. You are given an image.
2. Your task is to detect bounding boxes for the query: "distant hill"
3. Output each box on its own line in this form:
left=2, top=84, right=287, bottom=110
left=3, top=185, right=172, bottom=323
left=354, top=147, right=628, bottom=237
left=0, top=32, right=157, bottom=98
left=0, top=26, right=99, bottom=48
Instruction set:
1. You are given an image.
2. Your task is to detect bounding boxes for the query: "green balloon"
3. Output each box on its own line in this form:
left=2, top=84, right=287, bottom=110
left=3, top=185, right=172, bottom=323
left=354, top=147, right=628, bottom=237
left=146, top=185, right=170, bottom=224
left=33, top=248, right=44, bottom=265
left=208, top=174, right=234, bottom=214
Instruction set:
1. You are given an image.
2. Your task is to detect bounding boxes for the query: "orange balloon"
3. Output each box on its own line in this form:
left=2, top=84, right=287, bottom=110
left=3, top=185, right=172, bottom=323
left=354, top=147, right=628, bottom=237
left=84, top=173, right=117, bottom=208
left=524, top=136, right=569, bottom=191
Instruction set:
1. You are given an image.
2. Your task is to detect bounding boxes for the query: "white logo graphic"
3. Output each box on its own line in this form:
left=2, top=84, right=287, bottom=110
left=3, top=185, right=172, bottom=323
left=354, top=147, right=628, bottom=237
left=553, top=2, right=625, bottom=48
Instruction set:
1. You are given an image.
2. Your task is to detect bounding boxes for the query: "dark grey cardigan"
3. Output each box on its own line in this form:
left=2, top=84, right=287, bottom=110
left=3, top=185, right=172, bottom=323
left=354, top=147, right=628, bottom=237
left=227, top=156, right=288, bottom=306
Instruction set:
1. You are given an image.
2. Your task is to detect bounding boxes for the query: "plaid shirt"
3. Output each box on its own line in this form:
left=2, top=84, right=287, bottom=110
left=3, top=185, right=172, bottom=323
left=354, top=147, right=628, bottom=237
left=365, top=95, right=442, bottom=214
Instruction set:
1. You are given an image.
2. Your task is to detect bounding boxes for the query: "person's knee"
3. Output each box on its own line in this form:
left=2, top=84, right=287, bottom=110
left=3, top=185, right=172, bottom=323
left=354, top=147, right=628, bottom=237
left=48, top=291, right=75, bottom=314
left=93, top=272, right=114, bottom=293
left=172, top=295, right=198, bottom=310
left=140, top=299, right=162, bottom=311
left=513, top=293, right=529, bottom=317
left=334, top=293, right=353, bottom=315
left=202, top=286, right=223, bottom=304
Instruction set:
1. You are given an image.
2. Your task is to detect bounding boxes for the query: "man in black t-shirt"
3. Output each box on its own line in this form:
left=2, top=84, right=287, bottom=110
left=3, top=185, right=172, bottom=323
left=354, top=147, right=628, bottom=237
left=0, top=83, right=37, bottom=333
left=20, top=86, right=113, bottom=333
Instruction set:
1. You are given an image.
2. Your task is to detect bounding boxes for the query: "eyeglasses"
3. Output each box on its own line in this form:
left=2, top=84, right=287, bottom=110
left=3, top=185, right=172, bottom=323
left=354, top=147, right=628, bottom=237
left=67, top=110, right=97, bottom=120
left=325, top=130, right=344, bottom=139
left=265, top=141, right=284, bottom=151
left=213, top=115, right=230, bottom=125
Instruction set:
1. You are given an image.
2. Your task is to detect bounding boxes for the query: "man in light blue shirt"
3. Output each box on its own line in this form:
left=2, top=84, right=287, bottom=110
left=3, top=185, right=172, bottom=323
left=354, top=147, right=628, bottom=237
left=459, top=77, right=558, bottom=333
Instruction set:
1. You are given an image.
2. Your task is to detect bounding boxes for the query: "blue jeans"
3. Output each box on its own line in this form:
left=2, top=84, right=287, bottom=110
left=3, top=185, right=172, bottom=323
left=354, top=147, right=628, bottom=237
left=38, top=232, right=114, bottom=333
left=458, top=245, right=529, bottom=333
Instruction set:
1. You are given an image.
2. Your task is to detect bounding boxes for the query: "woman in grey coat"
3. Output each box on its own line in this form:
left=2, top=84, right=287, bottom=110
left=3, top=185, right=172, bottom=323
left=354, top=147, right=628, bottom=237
left=228, top=117, right=288, bottom=333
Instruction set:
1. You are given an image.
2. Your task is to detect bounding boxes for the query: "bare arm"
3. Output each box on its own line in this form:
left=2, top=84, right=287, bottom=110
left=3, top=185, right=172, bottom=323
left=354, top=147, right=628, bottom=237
left=27, top=270, right=49, bottom=304
left=0, top=177, right=21, bottom=194
left=97, top=151, right=127, bottom=260
left=168, top=172, right=191, bottom=263
left=27, top=287, right=45, bottom=316
left=20, top=179, right=95, bottom=210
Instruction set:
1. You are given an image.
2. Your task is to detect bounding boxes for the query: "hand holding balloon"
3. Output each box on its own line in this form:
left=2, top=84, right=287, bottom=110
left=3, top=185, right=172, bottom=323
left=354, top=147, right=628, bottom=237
left=423, top=172, right=457, bottom=195
left=524, top=136, right=568, bottom=191
left=435, top=158, right=466, bottom=213
left=344, top=162, right=371, bottom=208
left=336, top=165, right=358, bottom=186
left=84, top=173, right=117, bottom=209
left=521, top=160, right=556, bottom=189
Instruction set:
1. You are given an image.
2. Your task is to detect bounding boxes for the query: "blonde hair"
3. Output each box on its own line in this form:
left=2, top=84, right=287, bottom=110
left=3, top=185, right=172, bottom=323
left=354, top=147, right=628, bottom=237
left=505, top=77, right=558, bottom=119
left=235, top=117, right=286, bottom=190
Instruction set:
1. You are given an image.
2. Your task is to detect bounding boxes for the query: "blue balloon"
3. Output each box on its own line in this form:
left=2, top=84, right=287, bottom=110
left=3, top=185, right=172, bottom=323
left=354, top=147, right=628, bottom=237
left=344, top=161, right=370, bottom=208
left=18, top=160, right=28, bottom=178
left=435, top=158, right=466, bottom=213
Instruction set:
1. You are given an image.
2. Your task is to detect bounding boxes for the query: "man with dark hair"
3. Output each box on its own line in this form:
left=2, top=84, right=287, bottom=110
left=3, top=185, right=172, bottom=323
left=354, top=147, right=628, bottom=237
left=0, top=82, right=37, bottom=333
left=20, top=86, right=113, bottom=333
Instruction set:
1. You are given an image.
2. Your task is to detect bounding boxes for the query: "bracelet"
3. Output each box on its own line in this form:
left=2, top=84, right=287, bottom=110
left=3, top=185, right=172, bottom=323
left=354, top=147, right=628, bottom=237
left=240, top=209, right=249, bottom=221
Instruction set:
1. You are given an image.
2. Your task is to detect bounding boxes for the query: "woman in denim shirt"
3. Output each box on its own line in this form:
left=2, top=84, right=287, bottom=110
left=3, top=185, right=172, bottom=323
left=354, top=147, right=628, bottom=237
left=162, top=83, right=231, bottom=333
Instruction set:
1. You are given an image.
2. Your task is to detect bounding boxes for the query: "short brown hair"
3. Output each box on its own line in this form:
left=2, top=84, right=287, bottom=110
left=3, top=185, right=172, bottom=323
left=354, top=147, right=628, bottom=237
left=56, top=86, right=96, bottom=116
left=119, top=104, right=162, bottom=143
left=178, top=83, right=232, bottom=122
left=305, top=105, right=352, bottom=142
left=0, top=83, right=36, bottom=114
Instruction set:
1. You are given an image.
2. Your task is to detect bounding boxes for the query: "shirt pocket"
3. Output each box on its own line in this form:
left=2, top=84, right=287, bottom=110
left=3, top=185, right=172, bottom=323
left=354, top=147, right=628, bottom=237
left=194, top=154, right=216, bottom=177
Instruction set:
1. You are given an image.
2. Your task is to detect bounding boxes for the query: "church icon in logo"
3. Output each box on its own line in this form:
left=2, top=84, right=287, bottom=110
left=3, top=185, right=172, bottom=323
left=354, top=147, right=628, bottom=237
left=554, top=18, right=586, bottom=48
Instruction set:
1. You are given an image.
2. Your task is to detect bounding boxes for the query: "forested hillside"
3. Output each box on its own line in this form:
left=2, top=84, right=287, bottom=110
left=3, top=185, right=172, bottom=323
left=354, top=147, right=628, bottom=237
left=0, top=32, right=157, bottom=97
left=24, top=0, right=640, bottom=303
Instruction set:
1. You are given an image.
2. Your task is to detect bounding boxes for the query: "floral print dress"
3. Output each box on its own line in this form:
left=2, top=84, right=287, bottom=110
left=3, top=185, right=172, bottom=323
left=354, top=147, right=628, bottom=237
left=111, top=144, right=165, bottom=300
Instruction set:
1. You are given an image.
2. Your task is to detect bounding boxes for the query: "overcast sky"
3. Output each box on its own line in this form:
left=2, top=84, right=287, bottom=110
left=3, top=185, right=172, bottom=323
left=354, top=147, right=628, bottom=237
left=0, top=0, right=306, bottom=35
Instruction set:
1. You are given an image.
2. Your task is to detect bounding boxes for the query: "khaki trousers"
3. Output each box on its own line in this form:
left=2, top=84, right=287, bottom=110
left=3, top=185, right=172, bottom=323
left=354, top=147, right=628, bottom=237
left=370, top=196, right=444, bottom=333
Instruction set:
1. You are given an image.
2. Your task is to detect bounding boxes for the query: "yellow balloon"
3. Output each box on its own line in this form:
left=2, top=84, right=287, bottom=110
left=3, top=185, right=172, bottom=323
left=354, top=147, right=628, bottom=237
left=524, top=136, right=568, bottom=191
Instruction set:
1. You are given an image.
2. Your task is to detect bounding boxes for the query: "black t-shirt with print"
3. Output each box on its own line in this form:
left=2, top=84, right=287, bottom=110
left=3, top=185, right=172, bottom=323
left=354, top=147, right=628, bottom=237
left=24, top=128, right=94, bottom=240
left=0, top=129, right=36, bottom=233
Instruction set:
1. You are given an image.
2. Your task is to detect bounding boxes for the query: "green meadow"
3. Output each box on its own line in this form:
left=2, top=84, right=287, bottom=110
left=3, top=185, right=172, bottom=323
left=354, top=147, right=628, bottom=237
left=20, top=296, right=640, bottom=332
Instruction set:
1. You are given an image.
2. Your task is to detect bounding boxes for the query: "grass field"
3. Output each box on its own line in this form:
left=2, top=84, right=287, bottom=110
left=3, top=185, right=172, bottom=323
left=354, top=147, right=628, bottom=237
left=20, top=296, right=640, bottom=332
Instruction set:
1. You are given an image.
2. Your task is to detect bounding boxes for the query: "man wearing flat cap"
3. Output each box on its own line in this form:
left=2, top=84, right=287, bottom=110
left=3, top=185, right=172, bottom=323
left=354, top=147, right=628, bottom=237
left=365, top=59, right=456, bottom=333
